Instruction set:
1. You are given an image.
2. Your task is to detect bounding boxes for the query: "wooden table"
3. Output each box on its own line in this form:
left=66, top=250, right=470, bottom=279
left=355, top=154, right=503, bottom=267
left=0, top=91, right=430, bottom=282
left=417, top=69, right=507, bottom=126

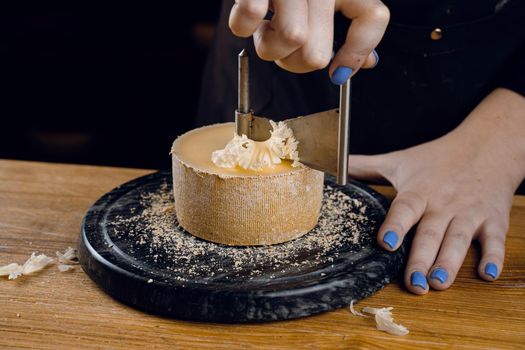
left=0, top=160, right=524, bottom=350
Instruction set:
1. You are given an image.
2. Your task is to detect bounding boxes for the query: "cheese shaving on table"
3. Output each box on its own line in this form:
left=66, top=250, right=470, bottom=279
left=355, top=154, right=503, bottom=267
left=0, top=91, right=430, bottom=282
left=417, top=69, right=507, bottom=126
left=361, top=306, right=409, bottom=336
left=0, top=253, right=54, bottom=280
left=0, top=263, right=24, bottom=280
left=56, top=246, right=79, bottom=264
left=212, top=120, right=300, bottom=170
left=349, top=300, right=367, bottom=317
left=58, top=264, right=75, bottom=272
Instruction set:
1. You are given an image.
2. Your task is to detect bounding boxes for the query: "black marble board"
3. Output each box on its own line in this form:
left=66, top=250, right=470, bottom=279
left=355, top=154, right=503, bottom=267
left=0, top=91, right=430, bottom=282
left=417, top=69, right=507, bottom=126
left=78, top=171, right=407, bottom=323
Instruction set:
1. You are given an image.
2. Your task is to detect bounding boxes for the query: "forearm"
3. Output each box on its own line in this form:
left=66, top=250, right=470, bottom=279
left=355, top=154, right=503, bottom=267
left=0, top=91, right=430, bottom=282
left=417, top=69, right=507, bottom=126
left=447, top=88, right=525, bottom=190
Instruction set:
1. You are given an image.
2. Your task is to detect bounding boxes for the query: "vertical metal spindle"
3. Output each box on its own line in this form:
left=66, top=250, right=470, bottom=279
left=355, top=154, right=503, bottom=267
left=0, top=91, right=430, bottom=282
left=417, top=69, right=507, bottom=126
left=238, top=49, right=250, bottom=113
left=337, top=79, right=351, bottom=186
left=236, top=49, right=252, bottom=137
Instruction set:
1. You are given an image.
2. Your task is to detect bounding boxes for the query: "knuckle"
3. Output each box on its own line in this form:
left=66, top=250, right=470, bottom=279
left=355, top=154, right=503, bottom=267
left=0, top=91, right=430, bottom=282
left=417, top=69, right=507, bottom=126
left=488, top=217, right=510, bottom=236
left=406, top=259, right=431, bottom=272
left=485, top=202, right=510, bottom=221
left=483, top=229, right=507, bottom=246
left=491, top=233, right=507, bottom=247
left=281, top=26, right=308, bottom=47
left=369, top=3, right=391, bottom=23
left=455, top=214, right=482, bottom=231
left=230, top=24, right=248, bottom=37
left=393, top=192, right=425, bottom=217
left=255, top=46, right=274, bottom=62
left=417, top=227, right=442, bottom=242
left=303, top=52, right=331, bottom=70
left=438, top=187, right=456, bottom=204
left=447, top=230, right=472, bottom=246
left=383, top=221, right=404, bottom=234
left=499, top=219, right=510, bottom=233
left=238, top=1, right=267, bottom=20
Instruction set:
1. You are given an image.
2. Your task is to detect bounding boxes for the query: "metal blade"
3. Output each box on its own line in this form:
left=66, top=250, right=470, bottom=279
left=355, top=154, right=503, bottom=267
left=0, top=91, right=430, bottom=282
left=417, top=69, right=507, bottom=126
left=249, top=109, right=340, bottom=176
left=286, top=109, right=340, bottom=176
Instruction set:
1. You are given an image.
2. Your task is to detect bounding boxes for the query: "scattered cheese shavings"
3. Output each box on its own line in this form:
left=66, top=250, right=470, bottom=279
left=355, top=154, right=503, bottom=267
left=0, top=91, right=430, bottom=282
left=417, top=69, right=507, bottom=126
left=20, top=253, right=54, bottom=275
left=0, top=253, right=54, bottom=280
left=362, top=306, right=409, bottom=336
left=58, top=264, right=75, bottom=272
left=56, top=247, right=79, bottom=264
left=0, top=263, right=23, bottom=280
left=212, top=120, right=300, bottom=170
left=349, top=300, right=367, bottom=317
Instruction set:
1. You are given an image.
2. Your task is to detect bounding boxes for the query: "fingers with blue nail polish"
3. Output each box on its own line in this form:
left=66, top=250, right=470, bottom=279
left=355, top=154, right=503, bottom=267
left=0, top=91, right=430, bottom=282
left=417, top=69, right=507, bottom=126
left=358, top=49, right=380, bottom=69
left=371, top=49, right=379, bottom=68
left=429, top=217, right=476, bottom=290
left=478, top=226, right=506, bottom=282
left=330, top=66, right=353, bottom=85
left=403, top=213, right=449, bottom=294
left=327, top=1, right=389, bottom=79
left=383, top=231, right=398, bottom=250
left=430, top=268, right=448, bottom=284
left=484, top=263, right=498, bottom=279
left=410, top=271, right=428, bottom=291
left=405, top=265, right=432, bottom=295
left=377, top=192, right=426, bottom=252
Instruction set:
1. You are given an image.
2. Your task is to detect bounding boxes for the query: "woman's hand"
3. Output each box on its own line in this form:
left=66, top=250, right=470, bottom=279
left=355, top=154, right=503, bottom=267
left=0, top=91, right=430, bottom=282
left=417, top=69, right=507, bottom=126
left=228, top=0, right=389, bottom=83
left=349, top=88, right=525, bottom=294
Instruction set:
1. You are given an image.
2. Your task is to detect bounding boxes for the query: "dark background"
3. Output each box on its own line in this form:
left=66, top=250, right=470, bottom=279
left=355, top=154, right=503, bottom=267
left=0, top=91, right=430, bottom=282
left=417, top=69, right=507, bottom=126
left=0, top=3, right=221, bottom=169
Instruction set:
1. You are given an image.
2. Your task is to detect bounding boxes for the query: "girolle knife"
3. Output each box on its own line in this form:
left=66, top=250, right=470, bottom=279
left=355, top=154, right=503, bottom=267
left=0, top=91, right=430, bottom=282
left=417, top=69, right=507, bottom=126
left=235, top=49, right=351, bottom=186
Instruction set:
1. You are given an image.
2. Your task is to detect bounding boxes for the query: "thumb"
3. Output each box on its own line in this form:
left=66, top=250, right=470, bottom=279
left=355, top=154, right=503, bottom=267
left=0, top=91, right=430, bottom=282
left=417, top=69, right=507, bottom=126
left=348, top=154, right=393, bottom=182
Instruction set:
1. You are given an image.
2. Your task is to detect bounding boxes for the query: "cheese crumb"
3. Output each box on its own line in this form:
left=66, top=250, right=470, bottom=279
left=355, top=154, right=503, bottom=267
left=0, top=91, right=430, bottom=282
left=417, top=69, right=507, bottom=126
left=56, top=247, right=79, bottom=264
left=361, top=306, right=409, bottom=336
left=350, top=302, right=409, bottom=336
left=58, top=264, right=75, bottom=272
left=0, top=253, right=54, bottom=280
left=349, top=300, right=367, bottom=317
left=0, top=263, right=24, bottom=280
left=21, top=253, right=54, bottom=275
left=212, top=120, right=300, bottom=170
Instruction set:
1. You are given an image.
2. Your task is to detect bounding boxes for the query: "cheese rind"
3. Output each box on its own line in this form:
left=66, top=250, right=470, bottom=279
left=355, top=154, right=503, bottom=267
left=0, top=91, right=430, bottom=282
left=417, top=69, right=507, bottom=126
left=171, top=123, right=324, bottom=246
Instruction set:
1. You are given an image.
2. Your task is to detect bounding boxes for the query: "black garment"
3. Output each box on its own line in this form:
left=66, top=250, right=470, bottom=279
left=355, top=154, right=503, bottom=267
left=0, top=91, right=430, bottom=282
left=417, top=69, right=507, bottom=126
left=197, top=0, right=525, bottom=189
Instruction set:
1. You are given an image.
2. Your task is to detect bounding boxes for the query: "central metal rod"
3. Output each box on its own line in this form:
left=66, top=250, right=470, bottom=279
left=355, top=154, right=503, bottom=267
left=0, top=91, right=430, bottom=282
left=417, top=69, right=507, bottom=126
left=236, top=49, right=253, bottom=137
left=238, top=49, right=250, bottom=113
left=337, top=79, right=351, bottom=186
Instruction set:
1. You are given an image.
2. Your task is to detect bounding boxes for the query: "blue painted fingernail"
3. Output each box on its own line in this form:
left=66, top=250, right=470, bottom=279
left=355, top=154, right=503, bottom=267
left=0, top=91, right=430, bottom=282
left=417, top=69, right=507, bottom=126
left=430, top=268, right=448, bottom=283
left=485, top=263, right=498, bottom=279
left=410, top=271, right=427, bottom=290
left=383, top=231, right=398, bottom=249
left=371, top=49, right=379, bottom=68
left=331, top=66, right=353, bottom=85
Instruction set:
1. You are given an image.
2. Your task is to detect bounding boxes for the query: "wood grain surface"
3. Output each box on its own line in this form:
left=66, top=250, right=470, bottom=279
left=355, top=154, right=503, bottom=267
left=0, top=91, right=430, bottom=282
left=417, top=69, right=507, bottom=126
left=0, top=159, right=524, bottom=350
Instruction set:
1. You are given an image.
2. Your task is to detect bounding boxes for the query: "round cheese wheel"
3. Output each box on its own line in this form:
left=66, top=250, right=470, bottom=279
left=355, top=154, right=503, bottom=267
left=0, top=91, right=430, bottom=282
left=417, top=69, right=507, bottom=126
left=171, top=123, right=324, bottom=246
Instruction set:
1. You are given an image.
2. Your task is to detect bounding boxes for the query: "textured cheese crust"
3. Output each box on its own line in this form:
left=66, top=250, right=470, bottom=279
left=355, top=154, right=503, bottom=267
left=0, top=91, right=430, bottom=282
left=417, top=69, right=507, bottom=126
left=171, top=123, right=324, bottom=246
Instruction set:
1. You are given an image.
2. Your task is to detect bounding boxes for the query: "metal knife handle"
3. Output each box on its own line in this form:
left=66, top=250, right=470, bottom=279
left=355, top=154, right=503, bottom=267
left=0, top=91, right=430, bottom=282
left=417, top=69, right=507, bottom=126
left=236, top=49, right=253, bottom=137
left=336, top=79, right=350, bottom=186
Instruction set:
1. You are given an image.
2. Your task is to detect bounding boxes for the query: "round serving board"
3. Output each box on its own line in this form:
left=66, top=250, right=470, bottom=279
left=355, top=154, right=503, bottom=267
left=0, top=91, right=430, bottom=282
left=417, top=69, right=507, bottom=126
left=78, top=171, right=407, bottom=323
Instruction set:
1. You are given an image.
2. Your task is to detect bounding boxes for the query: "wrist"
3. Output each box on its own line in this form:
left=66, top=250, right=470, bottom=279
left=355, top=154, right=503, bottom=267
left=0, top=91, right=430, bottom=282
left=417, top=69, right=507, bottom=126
left=447, top=88, right=525, bottom=191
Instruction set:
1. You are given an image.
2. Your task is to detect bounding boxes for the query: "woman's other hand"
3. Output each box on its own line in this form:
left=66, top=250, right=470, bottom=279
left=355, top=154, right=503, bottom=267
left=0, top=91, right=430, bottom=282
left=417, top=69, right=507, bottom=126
left=349, top=88, right=525, bottom=294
